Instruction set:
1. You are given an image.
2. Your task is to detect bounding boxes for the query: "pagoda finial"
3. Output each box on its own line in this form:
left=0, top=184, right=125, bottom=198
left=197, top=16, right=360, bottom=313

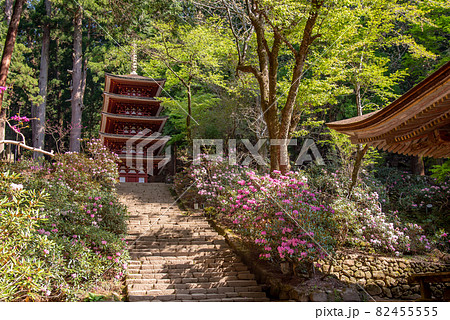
left=131, top=42, right=138, bottom=75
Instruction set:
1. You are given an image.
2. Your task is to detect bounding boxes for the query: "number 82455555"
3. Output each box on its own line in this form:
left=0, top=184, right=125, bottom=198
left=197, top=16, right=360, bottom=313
left=375, top=306, right=438, bottom=317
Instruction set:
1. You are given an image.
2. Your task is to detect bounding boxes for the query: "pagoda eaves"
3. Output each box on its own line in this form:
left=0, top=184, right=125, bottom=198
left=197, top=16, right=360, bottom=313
left=327, top=62, right=450, bottom=158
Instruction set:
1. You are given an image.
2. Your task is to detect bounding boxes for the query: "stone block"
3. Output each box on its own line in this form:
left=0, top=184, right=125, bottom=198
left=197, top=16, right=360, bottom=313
left=322, top=264, right=331, bottom=273
left=342, top=288, right=360, bottom=302
left=382, top=287, right=392, bottom=298
left=354, top=270, right=365, bottom=278
left=401, top=285, right=410, bottom=291
left=403, top=294, right=421, bottom=301
left=309, top=291, right=328, bottom=302
left=365, top=283, right=382, bottom=296
left=340, top=275, right=350, bottom=282
left=385, top=276, right=396, bottom=286
left=218, top=287, right=235, bottom=293
left=375, top=280, right=386, bottom=287
left=372, top=271, right=385, bottom=279
left=344, top=259, right=355, bottom=266
left=391, top=286, right=401, bottom=298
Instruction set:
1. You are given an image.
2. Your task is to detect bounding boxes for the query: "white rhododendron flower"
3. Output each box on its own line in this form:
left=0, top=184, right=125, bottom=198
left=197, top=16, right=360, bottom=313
left=10, top=183, right=23, bottom=190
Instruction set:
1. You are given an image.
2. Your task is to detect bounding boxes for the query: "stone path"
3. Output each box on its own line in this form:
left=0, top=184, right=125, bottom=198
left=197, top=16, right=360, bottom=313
left=117, top=183, right=270, bottom=302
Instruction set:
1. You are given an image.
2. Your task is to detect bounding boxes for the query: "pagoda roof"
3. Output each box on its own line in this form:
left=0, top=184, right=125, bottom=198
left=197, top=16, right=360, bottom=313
left=101, top=112, right=168, bottom=122
left=327, top=62, right=450, bottom=158
left=100, top=112, right=168, bottom=134
left=100, top=132, right=170, bottom=143
left=104, top=73, right=166, bottom=97
left=102, top=92, right=163, bottom=115
left=118, top=155, right=167, bottom=162
left=105, top=73, right=166, bottom=83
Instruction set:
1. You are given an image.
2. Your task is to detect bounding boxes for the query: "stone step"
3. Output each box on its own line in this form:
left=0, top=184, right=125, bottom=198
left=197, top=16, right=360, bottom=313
left=128, top=255, right=240, bottom=264
left=130, top=234, right=220, bottom=239
left=128, top=280, right=260, bottom=290
left=127, top=293, right=267, bottom=302
left=127, top=270, right=246, bottom=278
left=126, top=275, right=248, bottom=284
left=130, top=254, right=237, bottom=262
left=130, top=253, right=229, bottom=259
left=127, top=259, right=235, bottom=267
left=131, top=244, right=217, bottom=250
left=127, top=282, right=263, bottom=293
left=131, top=240, right=225, bottom=246
left=129, top=248, right=228, bottom=255
left=128, top=264, right=247, bottom=272
left=119, top=183, right=269, bottom=302
left=128, top=266, right=242, bottom=274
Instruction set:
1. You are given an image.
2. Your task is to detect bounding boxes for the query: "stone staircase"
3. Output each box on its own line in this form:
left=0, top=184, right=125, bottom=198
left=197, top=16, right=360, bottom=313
left=117, top=183, right=270, bottom=302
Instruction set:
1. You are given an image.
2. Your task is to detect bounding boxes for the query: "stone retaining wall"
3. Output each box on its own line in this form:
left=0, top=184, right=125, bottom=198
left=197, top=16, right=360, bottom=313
left=318, top=253, right=449, bottom=300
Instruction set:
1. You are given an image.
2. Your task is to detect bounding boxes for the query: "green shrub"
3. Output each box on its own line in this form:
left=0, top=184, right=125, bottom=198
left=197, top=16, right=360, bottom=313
left=0, top=171, right=57, bottom=301
left=0, top=139, right=128, bottom=301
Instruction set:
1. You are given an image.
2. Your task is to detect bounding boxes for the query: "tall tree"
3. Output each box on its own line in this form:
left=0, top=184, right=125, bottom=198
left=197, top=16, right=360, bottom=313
left=69, top=6, right=83, bottom=152
left=4, top=0, right=13, bottom=24
left=32, top=0, right=52, bottom=158
left=0, top=0, right=26, bottom=153
left=202, top=0, right=330, bottom=173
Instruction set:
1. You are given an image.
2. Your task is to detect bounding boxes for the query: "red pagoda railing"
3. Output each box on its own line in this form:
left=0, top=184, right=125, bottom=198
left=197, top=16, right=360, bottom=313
left=116, top=84, right=157, bottom=98
left=115, top=103, right=160, bottom=117
left=112, top=122, right=160, bottom=136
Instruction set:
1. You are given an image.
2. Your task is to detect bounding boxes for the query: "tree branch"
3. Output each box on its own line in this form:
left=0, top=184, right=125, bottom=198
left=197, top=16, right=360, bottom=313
left=261, top=10, right=297, bottom=56
left=0, top=140, right=55, bottom=157
left=236, top=64, right=262, bottom=82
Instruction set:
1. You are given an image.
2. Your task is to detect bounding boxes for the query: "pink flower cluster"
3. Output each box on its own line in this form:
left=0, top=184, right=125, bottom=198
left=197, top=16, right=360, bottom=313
left=180, top=155, right=336, bottom=264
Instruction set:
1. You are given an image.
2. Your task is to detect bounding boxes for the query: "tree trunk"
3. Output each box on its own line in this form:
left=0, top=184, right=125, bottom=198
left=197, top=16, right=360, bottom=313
left=277, top=58, right=304, bottom=173
left=349, top=81, right=366, bottom=195
left=355, top=82, right=362, bottom=116
left=69, top=8, right=83, bottom=152
left=54, top=37, right=64, bottom=128
left=411, top=155, right=425, bottom=176
left=80, top=21, right=90, bottom=109
left=186, top=85, right=192, bottom=141
left=264, top=95, right=280, bottom=173
left=0, top=0, right=26, bottom=153
left=4, top=0, right=13, bottom=24
left=32, top=0, right=51, bottom=158
left=348, top=144, right=369, bottom=197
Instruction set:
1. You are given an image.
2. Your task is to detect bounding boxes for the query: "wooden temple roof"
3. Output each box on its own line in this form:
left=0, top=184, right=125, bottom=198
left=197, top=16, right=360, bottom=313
left=101, top=112, right=168, bottom=122
left=102, top=92, right=163, bottom=115
left=100, top=112, right=168, bottom=133
left=117, top=155, right=167, bottom=163
left=104, top=73, right=166, bottom=97
left=99, top=132, right=170, bottom=143
left=327, top=62, right=450, bottom=158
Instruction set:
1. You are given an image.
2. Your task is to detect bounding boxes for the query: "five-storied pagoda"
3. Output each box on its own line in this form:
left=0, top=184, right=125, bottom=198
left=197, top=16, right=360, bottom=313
left=99, top=69, right=170, bottom=183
